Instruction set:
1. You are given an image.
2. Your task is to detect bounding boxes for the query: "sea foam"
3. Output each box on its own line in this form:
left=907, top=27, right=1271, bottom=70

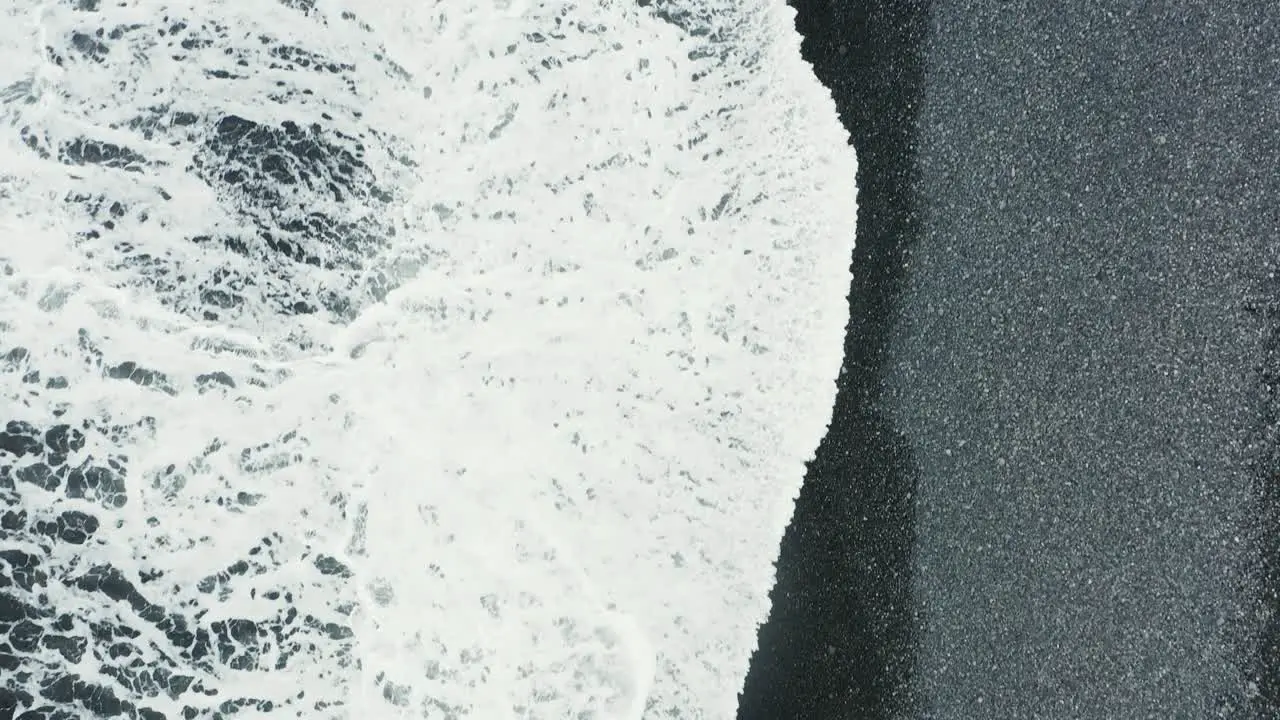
left=0, top=1, right=856, bottom=717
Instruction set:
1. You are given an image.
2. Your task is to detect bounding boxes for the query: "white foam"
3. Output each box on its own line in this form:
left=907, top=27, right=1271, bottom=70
left=0, top=0, right=855, bottom=717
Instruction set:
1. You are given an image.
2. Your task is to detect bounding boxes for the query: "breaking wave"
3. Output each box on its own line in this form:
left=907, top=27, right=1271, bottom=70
left=0, top=0, right=855, bottom=717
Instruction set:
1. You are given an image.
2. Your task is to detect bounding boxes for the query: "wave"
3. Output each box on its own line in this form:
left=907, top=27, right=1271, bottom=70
left=0, top=0, right=855, bottom=717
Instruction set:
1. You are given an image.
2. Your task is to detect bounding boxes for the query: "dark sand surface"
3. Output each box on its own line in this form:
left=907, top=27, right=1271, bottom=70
left=742, top=2, right=1280, bottom=718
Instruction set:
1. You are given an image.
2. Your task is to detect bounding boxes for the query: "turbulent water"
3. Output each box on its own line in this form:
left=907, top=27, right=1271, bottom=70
left=0, top=1, right=855, bottom=717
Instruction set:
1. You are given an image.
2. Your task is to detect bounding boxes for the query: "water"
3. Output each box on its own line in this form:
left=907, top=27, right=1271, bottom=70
left=0, top=1, right=855, bottom=717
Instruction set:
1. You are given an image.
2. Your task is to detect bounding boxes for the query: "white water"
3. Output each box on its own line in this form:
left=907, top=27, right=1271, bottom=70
left=0, top=0, right=855, bottom=717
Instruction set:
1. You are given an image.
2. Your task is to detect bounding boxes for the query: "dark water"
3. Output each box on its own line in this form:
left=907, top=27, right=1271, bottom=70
left=743, top=1, right=1280, bottom=718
